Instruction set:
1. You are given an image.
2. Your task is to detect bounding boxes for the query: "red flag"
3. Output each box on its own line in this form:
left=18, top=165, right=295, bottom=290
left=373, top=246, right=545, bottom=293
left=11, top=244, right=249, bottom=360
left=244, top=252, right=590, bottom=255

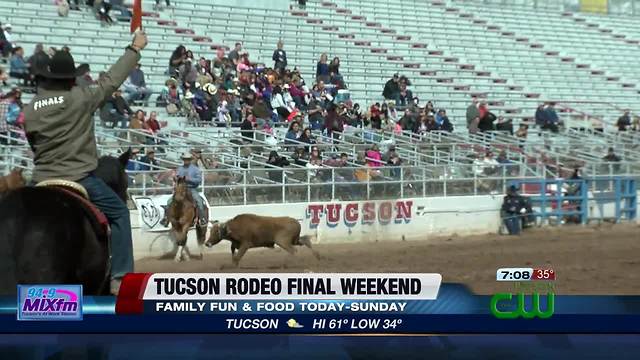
left=130, top=0, right=142, bottom=33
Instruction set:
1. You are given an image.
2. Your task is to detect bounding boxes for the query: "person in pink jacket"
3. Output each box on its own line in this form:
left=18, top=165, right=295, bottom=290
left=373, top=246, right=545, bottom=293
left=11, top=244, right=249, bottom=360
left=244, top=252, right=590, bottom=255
left=365, top=144, right=383, bottom=167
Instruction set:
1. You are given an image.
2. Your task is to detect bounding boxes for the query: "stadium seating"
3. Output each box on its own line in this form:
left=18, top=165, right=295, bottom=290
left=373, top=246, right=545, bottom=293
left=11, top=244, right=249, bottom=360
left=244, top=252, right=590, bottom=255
left=1, top=0, right=639, bottom=209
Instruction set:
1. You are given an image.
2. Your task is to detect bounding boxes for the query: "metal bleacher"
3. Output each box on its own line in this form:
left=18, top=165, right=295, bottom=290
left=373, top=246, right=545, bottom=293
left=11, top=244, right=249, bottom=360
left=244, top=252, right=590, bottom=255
left=1, top=0, right=639, bottom=215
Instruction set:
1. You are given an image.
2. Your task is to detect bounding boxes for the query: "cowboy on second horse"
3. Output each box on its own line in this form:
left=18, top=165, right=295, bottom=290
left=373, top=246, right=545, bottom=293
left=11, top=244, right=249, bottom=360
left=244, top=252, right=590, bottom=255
left=161, top=153, right=208, bottom=227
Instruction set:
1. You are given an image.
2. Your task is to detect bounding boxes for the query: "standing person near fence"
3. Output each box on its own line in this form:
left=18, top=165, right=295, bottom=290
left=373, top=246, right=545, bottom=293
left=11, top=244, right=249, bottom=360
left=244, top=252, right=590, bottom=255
left=501, top=185, right=526, bottom=235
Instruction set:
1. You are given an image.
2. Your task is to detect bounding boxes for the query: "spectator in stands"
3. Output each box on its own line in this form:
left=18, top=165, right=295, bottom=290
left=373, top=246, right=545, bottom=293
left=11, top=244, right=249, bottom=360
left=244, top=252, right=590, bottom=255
left=212, top=47, right=226, bottom=76
left=387, top=100, right=399, bottom=124
left=272, top=40, right=287, bottom=74
left=291, top=147, right=308, bottom=166
left=395, top=81, right=413, bottom=109
left=307, top=94, right=325, bottom=130
left=130, top=109, right=147, bottom=129
left=271, top=85, right=290, bottom=120
left=267, top=150, right=290, bottom=184
left=478, top=110, right=497, bottom=133
left=228, top=42, right=242, bottom=66
left=1, top=24, right=13, bottom=58
left=74, top=64, right=94, bottom=87
left=369, top=102, right=381, bottom=129
left=216, top=100, right=230, bottom=127
left=58, top=0, right=70, bottom=17
left=387, top=152, right=402, bottom=179
left=236, top=52, right=252, bottom=73
left=285, top=121, right=301, bottom=145
left=139, top=149, right=159, bottom=171
left=495, top=115, right=513, bottom=135
left=196, top=57, right=211, bottom=77
left=306, top=156, right=323, bottom=182
left=497, top=150, right=511, bottom=165
left=123, top=63, right=152, bottom=105
left=617, top=110, right=631, bottom=131
left=435, top=109, right=453, bottom=132
left=633, top=116, right=640, bottom=131
left=466, top=96, right=479, bottom=129
left=425, top=101, right=435, bottom=115
left=154, top=0, right=171, bottom=9
left=98, top=0, right=115, bottom=26
left=159, top=78, right=181, bottom=112
left=240, top=113, right=256, bottom=141
left=101, top=89, right=131, bottom=128
left=9, top=47, right=33, bottom=87
left=324, top=103, right=343, bottom=140
left=299, top=127, right=316, bottom=152
left=0, top=88, right=23, bottom=144
left=603, top=147, right=621, bottom=162
left=288, top=79, right=306, bottom=110
left=542, top=103, right=560, bottom=133
left=383, top=73, right=400, bottom=100
left=28, top=44, right=50, bottom=83
left=399, top=109, right=416, bottom=132
left=145, top=111, right=166, bottom=134
left=350, top=103, right=363, bottom=127
left=366, top=144, right=383, bottom=168
left=535, top=103, right=546, bottom=127
left=169, top=45, right=187, bottom=78
left=316, top=53, right=329, bottom=83
left=516, top=123, right=528, bottom=139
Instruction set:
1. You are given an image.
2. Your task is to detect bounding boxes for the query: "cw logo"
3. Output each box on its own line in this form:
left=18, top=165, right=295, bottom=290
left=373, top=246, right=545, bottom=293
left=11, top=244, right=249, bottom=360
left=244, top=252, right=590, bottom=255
left=490, top=292, right=555, bottom=319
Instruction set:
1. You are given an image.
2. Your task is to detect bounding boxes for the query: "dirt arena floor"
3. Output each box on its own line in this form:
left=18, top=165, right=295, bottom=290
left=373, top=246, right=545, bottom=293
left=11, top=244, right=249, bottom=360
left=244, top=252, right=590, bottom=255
left=137, top=223, right=640, bottom=295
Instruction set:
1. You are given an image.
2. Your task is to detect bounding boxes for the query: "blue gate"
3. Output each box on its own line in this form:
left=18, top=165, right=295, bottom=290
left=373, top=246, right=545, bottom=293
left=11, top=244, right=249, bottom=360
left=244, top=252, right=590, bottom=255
left=510, top=177, right=637, bottom=224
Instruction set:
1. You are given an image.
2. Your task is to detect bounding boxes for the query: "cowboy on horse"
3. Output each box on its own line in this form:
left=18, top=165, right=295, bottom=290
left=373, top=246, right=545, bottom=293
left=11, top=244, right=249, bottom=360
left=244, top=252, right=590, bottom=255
left=22, top=31, right=148, bottom=294
left=161, top=152, right=208, bottom=227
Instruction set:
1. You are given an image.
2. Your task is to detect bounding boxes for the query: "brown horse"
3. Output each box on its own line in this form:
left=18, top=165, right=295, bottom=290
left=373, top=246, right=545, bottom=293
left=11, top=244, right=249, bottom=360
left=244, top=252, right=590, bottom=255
left=0, top=168, right=25, bottom=195
left=166, top=176, right=207, bottom=262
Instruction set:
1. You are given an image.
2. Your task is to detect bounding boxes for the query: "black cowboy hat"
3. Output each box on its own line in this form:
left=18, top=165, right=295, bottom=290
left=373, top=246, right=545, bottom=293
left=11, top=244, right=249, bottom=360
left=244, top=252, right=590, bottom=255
left=37, top=51, right=89, bottom=79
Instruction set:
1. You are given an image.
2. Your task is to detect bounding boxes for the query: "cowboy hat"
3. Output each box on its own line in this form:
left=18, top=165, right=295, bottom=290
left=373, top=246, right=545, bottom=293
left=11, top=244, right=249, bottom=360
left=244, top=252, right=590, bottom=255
left=37, top=50, right=89, bottom=79
left=203, top=83, right=217, bottom=95
left=184, top=90, right=195, bottom=100
left=180, top=153, right=193, bottom=160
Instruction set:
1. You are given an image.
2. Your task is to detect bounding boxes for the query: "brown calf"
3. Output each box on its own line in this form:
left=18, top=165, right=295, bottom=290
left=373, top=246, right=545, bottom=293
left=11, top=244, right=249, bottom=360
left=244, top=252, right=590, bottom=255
left=205, top=214, right=319, bottom=266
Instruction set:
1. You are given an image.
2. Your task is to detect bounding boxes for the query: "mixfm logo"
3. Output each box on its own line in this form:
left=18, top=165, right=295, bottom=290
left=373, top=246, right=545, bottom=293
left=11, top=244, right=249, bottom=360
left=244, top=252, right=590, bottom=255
left=17, top=285, right=83, bottom=321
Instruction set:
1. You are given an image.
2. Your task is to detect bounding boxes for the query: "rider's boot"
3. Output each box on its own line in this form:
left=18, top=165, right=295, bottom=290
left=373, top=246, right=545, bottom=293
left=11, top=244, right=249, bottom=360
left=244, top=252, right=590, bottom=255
left=160, top=205, right=169, bottom=227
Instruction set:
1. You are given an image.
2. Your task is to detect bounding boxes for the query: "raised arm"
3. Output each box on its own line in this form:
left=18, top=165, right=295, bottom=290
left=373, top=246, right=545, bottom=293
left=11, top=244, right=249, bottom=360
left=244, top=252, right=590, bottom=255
left=85, top=31, right=148, bottom=110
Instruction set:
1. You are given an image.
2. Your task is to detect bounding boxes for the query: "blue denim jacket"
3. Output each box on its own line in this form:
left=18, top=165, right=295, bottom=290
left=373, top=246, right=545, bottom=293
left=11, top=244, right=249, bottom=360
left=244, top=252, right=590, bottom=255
left=177, top=164, right=202, bottom=188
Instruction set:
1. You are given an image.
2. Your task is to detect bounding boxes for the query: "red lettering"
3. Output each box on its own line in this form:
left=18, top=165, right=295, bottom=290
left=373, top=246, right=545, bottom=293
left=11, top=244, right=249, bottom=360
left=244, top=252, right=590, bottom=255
left=326, top=204, right=342, bottom=224
left=307, top=204, right=324, bottom=226
left=395, top=201, right=413, bottom=223
left=344, top=203, right=359, bottom=223
left=379, top=202, right=392, bottom=223
left=362, top=202, right=375, bottom=224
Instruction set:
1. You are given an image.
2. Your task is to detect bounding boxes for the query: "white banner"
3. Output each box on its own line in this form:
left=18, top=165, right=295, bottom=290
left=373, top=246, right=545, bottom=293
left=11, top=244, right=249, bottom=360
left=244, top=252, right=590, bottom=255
left=142, top=273, right=442, bottom=300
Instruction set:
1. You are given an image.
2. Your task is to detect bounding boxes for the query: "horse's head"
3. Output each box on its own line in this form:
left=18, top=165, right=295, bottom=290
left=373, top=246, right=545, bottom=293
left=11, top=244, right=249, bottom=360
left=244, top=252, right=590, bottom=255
left=205, top=220, right=226, bottom=248
left=93, top=149, right=131, bottom=203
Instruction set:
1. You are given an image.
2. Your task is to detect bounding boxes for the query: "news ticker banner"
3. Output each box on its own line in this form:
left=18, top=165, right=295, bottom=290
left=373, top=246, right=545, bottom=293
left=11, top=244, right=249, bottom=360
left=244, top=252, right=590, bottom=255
left=115, top=273, right=442, bottom=314
left=2, top=273, right=640, bottom=333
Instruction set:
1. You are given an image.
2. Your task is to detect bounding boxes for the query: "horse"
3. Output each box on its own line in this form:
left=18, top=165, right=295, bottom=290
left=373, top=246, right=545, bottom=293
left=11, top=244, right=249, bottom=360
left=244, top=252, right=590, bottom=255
left=0, top=150, right=130, bottom=296
left=166, top=176, right=208, bottom=262
left=0, top=168, right=25, bottom=195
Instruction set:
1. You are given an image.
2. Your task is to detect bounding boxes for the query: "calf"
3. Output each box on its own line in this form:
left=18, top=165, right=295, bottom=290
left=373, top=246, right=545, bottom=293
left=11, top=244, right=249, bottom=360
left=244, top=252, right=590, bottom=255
left=205, top=214, right=319, bottom=266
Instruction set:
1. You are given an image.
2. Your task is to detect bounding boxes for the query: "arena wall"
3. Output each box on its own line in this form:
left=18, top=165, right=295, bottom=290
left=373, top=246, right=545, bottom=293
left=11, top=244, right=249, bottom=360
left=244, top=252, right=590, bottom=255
left=130, top=195, right=504, bottom=260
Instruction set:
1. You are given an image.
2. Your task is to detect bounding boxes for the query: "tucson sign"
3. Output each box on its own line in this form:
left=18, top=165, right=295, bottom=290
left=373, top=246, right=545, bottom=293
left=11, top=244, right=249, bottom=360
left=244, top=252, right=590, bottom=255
left=306, top=200, right=413, bottom=228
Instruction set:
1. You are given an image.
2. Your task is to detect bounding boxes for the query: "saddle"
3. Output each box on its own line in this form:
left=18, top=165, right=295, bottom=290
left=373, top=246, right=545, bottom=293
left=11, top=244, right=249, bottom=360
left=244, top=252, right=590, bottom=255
left=36, top=180, right=110, bottom=239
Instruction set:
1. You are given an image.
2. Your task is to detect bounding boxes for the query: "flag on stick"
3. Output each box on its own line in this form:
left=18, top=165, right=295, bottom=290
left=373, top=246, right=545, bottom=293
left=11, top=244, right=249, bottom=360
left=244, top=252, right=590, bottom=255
left=131, top=0, right=142, bottom=33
